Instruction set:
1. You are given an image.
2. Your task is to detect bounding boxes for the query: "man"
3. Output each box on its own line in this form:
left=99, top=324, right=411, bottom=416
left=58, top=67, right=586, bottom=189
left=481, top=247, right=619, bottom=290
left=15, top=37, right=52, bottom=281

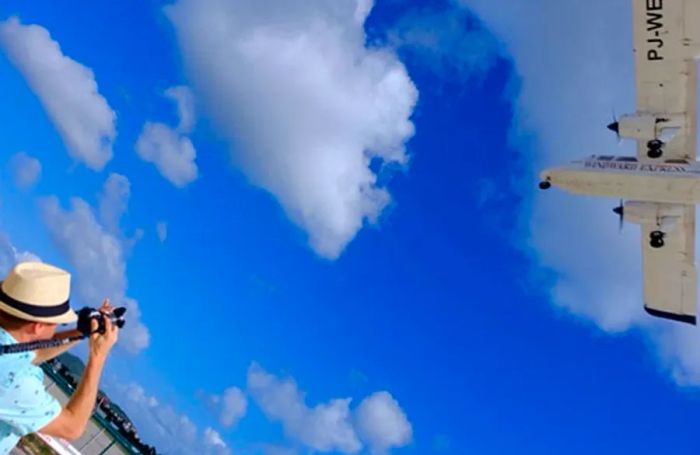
left=0, top=262, right=118, bottom=453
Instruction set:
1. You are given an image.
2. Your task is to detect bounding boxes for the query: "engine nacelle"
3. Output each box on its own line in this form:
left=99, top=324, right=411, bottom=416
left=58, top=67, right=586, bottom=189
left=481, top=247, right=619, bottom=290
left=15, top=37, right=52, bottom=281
left=610, top=114, right=683, bottom=143
left=615, top=114, right=657, bottom=140
left=622, top=201, right=683, bottom=231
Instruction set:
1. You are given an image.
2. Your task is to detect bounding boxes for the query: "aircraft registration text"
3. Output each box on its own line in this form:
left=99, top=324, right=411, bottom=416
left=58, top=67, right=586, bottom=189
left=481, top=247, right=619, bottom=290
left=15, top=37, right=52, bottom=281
left=645, top=0, right=665, bottom=61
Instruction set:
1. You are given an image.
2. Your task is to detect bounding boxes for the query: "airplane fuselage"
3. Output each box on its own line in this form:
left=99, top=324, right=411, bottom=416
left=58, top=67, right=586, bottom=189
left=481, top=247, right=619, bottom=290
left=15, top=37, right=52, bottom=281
left=541, top=155, right=700, bottom=204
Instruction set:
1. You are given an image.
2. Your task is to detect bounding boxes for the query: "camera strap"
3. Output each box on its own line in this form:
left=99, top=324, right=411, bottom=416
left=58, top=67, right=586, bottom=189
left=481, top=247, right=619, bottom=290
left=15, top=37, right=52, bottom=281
left=0, top=334, right=86, bottom=355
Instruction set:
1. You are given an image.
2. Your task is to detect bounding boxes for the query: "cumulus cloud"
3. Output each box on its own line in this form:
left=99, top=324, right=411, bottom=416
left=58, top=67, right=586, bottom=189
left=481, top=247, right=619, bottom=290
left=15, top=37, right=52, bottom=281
left=457, top=0, right=700, bottom=383
left=0, top=17, right=116, bottom=170
left=0, top=234, right=40, bottom=276
left=8, top=152, right=41, bottom=189
left=135, top=86, right=198, bottom=187
left=354, top=392, right=412, bottom=454
left=122, top=381, right=159, bottom=408
left=166, top=0, right=418, bottom=258
left=40, top=174, right=150, bottom=353
left=99, top=173, right=130, bottom=235
left=165, top=86, right=196, bottom=133
left=136, top=123, right=198, bottom=187
left=111, top=382, right=229, bottom=455
left=156, top=221, right=168, bottom=243
left=203, top=427, right=231, bottom=455
left=203, top=386, right=248, bottom=428
left=247, top=364, right=412, bottom=454
left=219, top=386, right=248, bottom=428
left=248, top=363, right=361, bottom=453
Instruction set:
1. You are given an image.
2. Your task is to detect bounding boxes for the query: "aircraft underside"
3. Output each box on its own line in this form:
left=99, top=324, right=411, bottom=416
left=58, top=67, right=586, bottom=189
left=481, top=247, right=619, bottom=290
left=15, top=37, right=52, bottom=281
left=536, top=0, right=700, bottom=325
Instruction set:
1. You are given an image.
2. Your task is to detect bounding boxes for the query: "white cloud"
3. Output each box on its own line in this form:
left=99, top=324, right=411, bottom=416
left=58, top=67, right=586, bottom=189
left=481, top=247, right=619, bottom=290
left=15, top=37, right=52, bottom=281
left=110, top=382, right=228, bottom=455
left=248, top=363, right=362, bottom=453
left=166, top=0, right=418, bottom=259
left=99, top=173, right=130, bottom=235
left=40, top=174, right=150, bottom=353
left=219, top=386, right=248, bottom=428
left=247, top=364, right=412, bottom=454
left=123, top=382, right=159, bottom=408
left=118, top=297, right=150, bottom=355
left=135, top=85, right=198, bottom=187
left=156, top=221, right=168, bottom=243
left=0, top=233, right=40, bottom=277
left=456, top=0, right=700, bottom=383
left=0, top=17, right=116, bottom=171
left=135, top=123, right=198, bottom=187
left=165, top=85, right=196, bottom=134
left=203, top=427, right=231, bottom=455
left=203, top=386, right=248, bottom=428
left=8, top=152, right=41, bottom=189
left=354, top=392, right=412, bottom=454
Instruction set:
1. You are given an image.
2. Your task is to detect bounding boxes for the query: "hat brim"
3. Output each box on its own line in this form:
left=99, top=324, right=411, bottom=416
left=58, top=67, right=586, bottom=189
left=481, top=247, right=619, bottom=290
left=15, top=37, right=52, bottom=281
left=0, top=300, right=77, bottom=324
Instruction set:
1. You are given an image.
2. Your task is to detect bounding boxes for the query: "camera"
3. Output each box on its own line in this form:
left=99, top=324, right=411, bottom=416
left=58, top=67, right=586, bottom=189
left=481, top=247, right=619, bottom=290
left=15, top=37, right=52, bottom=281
left=77, top=307, right=127, bottom=336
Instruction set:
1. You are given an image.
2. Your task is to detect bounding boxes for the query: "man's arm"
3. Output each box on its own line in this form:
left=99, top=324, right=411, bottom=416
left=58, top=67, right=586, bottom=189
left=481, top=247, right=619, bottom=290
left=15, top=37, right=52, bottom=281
left=32, top=329, right=83, bottom=365
left=39, top=316, right=118, bottom=440
left=39, top=355, right=106, bottom=439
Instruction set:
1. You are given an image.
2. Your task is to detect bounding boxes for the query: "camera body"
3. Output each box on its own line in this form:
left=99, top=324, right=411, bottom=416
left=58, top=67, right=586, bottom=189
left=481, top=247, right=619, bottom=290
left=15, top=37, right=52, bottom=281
left=77, top=307, right=126, bottom=336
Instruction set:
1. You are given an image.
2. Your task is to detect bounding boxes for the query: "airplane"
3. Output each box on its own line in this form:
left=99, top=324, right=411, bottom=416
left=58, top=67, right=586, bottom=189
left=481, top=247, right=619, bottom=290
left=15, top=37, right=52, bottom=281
left=538, top=0, right=700, bottom=324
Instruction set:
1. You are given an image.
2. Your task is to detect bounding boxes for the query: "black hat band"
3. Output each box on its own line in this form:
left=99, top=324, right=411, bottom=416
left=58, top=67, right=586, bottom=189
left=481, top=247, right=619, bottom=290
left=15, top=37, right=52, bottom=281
left=0, top=286, right=70, bottom=318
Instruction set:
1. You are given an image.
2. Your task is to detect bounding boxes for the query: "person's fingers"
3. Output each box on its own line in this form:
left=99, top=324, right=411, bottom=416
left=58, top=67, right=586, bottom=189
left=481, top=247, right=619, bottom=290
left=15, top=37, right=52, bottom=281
left=103, top=315, right=113, bottom=332
left=90, top=318, right=99, bottom=337
left=100, top=299, right=113, bottom=313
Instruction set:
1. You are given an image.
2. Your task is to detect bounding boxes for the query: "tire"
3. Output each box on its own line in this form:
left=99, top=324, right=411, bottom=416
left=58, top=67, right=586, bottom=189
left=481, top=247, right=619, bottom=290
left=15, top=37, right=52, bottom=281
left=650, top=237, right=665, bottom=248
left=647, top=148, right=663, bottom=159
left=648, top=139, right=663, bottom=150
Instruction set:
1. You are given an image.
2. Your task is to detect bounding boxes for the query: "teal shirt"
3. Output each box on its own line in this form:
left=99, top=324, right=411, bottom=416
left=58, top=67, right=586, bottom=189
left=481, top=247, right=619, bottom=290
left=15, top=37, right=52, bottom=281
left=0, top=328, right=61, bottom=454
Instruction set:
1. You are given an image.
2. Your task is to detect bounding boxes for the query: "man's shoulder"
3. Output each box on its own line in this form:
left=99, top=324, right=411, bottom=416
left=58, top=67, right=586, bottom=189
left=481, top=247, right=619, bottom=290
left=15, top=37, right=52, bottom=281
left=0, top=327, right=14, bottom=345
left=0, top=331, right=40, bottom=391
left=0, top=328, right=37, bottom=369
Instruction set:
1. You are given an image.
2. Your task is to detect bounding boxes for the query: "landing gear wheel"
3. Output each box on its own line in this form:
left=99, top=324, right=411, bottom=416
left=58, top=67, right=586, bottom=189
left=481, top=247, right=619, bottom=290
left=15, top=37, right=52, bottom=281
left=650, top=237, right=665, bottom=248
left=649, top=230, right=665, bottom=248
left=647, top=149, right=663, bottom=159
left=539, top=181, right=551, bottom=190
left=647, top=139, right=663, bottom=159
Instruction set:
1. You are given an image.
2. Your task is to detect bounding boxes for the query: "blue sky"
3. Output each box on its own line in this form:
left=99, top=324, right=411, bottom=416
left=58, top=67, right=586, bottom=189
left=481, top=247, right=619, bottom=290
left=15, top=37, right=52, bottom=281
left=2, top=0, right=700, bottom=454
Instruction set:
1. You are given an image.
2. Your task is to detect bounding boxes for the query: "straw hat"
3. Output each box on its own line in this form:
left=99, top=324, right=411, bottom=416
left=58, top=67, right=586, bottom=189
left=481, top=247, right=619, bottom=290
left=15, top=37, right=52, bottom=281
left=0, top=262, right=77, bottom=324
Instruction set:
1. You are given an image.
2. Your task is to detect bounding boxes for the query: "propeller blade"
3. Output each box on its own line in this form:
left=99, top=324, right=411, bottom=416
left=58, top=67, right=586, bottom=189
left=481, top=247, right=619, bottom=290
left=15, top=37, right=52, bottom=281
left=612, top=200, right=624, bottom=232
left=619, top=211, right=624, bottom=232
left=609, top=111, right=622, bottom=144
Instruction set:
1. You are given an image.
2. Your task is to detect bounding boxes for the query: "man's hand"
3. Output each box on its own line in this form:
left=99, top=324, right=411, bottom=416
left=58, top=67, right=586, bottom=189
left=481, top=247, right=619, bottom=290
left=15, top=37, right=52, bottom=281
left=99, top=299, right=114, bottom=315
left=88, top=299, right=118, bottom=362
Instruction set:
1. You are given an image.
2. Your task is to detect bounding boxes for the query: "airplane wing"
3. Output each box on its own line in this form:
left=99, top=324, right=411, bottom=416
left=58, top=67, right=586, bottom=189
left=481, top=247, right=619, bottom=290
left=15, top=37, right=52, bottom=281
left=641, top=206, right=697, bottom=324
left=633, top=0, right=700, bottom=161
